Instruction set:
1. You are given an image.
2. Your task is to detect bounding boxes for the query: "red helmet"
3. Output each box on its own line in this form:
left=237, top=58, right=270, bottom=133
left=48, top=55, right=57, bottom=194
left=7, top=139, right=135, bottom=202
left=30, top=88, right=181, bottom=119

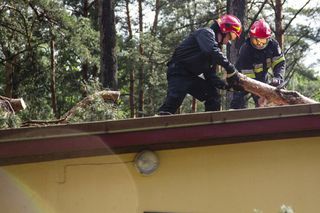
left=217, top=14, right=242, bottom=38
left=249, top=19, right=272, bottom=38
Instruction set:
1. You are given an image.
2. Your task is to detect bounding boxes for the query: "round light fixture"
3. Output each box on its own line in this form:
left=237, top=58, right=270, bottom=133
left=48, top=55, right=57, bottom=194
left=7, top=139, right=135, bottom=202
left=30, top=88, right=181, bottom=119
left=134, top=150, right=159, bottom=175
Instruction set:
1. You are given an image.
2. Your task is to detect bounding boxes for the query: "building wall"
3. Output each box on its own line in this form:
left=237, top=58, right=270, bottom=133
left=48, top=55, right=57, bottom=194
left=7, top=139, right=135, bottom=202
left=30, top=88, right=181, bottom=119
left=1, top=136, right=320, bottom=213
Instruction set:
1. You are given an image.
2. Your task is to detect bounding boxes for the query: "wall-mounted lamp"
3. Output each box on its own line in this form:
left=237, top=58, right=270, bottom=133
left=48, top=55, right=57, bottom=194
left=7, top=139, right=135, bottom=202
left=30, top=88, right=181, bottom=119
left=134, top=150, right=159, bottom=175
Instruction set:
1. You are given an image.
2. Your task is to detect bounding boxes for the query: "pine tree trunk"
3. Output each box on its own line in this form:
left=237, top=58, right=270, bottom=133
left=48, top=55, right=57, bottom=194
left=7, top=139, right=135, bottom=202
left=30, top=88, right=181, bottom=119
left=275, top=0, right=284, bottom=49
left=130, top=68, right=135, bottom=118
left=137, top=0, right=144, bottom=117
left=100, top=0, right=118, bottom=90
left=227, top=0, right=247, bottom=109
left=50, top=32, right=58, bottom=118
left=81, top=0, right=90, bottom=97
left=227, top=0, right=247, bottom=63
left=192, top=98, right=197, bottom=113
left=125, top=0, right=133, bottom=40
left=4, top=60, right=13, bottom=98
left=238, top=73, right=317, bottom=105
left=151, top=0, right=160, bottom=35
left=125, top=0, right=135, bottom=118
left=4, top=48, right=15, bottom=98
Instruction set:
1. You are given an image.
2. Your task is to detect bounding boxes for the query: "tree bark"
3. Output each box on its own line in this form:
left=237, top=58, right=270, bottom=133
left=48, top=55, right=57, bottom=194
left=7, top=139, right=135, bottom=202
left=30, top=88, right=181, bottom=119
left=125, top=0, right=133, bottom=40
left=100, top=0, right=118, bottom=90
left=125, top=0, right=135, bottom=118
left=137, top=0, right=144, bottom=117
left=226, top=0, right=247, bottom=110
left=81, top=0, right=90, bottom=96
left=0, top=96, right=26, bottom=112
left=227, top=0, right=247, bottom=63
left=3, top=48, right=15, bottom=98
left=151, top=0, right=161, bottom=35
left=274, top=0, right=284, bottom=49
left=238, top=73, right=318, bottom=105
left=130, top=67, right=135, bottom=118
left=50, top=31, right=58, bottom=118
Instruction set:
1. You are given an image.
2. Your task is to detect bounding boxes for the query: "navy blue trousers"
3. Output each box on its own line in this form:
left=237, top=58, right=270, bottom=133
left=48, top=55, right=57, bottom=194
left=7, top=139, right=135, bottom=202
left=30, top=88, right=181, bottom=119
left=158, top=64, right=221, bottom=114
left=230, top=91, right=260, bottom=109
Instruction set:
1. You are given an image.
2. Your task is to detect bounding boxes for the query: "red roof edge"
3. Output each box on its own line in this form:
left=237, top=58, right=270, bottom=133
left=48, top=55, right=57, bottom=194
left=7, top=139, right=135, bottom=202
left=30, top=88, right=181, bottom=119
left=0, top=104, right=320, bottom=166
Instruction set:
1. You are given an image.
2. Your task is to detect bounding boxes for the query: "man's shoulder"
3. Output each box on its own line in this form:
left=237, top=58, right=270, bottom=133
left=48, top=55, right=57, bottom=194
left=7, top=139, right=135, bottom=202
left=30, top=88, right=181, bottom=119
left=239, top=39, right=252, bottom=53
left=195, top=27, right=214, bottom=35
left=268, top=38, right=283, bottom=54
left=268, top=38, right=281, bottom=48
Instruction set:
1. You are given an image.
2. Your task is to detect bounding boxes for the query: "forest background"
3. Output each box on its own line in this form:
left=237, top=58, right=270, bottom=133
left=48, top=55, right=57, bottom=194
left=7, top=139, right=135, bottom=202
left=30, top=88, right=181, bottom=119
left=0, top=0, right=320, bottom=128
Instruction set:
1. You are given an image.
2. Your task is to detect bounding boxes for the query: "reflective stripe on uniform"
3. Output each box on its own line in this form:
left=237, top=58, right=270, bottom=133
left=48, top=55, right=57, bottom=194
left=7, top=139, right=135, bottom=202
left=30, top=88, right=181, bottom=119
left=241, top=69, right=256, bottom=78
left=272, top=55, right=285, bottom=69
left=266, top=58, right=272, bottom=68
left=253, top=67, right=263, bottom=73
left=253, top=64, right=263, bottom=73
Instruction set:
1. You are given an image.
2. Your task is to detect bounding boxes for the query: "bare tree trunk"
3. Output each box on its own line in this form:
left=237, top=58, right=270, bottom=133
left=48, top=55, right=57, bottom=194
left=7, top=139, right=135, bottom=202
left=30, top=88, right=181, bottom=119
left=100, top=0, right=118, bottom=90
left=238, top=73, right=317, bottom=105
left=187, top=0, right=197, bottom=112
left=50, top=32, right=58, bottom=118
left=275, top=0, right=284, bottom=49
left=227, top=0, right=247, bottom=63
left=130, top=67, right=135, bottom=118
left=4, top=58, right=14, bottom=98
left=137, top=0, right=144, bottom=117
left=125, top=0, right=133, bottom=40
left=227, top=0, right=247, bottom=109
left=81, top=0, right=90, bottom=96
left=81, top=62, right=89, bottom=84
left=151, top=0, right=161, bottom=35
left=192, top=98, right=197, bottom=113
left=124, top=0, right=135, bottom=118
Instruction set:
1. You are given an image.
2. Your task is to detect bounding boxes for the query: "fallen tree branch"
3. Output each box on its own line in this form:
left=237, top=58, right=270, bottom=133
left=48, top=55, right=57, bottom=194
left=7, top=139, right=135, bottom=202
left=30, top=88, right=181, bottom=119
left=22, top=90, right=120, bottom=127
left=238, top=72, right=318, bottom=105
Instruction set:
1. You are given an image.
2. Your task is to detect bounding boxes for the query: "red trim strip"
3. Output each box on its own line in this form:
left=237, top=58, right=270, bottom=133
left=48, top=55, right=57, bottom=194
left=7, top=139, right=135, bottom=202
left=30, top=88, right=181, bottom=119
left=0, top=115, right=319, bottom=162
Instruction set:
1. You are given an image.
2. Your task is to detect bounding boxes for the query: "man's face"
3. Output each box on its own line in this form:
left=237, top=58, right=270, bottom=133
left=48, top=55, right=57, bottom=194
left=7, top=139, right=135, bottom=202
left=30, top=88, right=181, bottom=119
left=250, top=37, right=269, bottom=49
left=222, top=32, right=237, bottom=44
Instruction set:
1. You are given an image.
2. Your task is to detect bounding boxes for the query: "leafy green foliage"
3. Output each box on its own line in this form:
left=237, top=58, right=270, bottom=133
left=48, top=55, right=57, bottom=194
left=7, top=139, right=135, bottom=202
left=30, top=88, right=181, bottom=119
left=0, top=109, right=21, bottom=129
left=66, top=97, right=126, bottom=123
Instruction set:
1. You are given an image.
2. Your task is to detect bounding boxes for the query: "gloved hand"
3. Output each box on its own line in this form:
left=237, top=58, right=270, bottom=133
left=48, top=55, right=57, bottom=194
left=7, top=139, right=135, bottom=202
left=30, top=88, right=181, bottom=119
left=269, top=77, right=283, bottom=87
left=226, top=71, right=243, bottom=91
left=213, top=78, right=230, bottom=90
left=207, top=71, right=230, bottom=90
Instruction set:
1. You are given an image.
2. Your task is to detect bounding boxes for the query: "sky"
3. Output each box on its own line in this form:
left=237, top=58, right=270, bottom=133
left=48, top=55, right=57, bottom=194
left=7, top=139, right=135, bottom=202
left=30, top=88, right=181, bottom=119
left=122, top=0, right=320, bottom=73
left=287, top=0, right=320, bottom=73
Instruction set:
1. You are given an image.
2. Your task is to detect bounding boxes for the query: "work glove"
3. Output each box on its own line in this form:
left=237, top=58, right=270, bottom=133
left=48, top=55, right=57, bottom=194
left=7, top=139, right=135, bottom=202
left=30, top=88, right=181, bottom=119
left=212, top=78, right=230, bottom=90
left=226, top=70, right=243, bottom=91
left=269, top=77, right=283, bottom=87
left=206, top=71, right=230, bottom=90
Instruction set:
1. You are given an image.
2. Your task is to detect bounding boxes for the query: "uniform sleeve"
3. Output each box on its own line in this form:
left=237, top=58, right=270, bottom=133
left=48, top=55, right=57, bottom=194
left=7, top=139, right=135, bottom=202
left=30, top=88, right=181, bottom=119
left=271, top=40, right=286, bottom=79
left=195, top=28, right=236, bottom=74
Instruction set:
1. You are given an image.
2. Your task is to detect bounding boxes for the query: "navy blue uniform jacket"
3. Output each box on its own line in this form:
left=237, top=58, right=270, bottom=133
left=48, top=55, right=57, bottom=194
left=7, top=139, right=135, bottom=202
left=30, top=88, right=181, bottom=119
left=168, top=23, right=235, bottom=81
left=235, top=38, right=285, bottom=82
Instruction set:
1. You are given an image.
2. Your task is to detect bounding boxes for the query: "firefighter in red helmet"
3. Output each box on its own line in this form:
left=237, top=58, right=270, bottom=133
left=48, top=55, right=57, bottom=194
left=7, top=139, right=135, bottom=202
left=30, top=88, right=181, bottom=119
left=230, top=18, right=286, bottom=109
left=158, top=14, right=243, bottom=115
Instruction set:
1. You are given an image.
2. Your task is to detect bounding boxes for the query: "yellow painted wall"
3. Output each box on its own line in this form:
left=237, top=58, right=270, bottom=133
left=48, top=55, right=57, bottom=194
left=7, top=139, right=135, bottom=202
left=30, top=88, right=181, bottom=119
left=1, top=136, right=320, bottom=213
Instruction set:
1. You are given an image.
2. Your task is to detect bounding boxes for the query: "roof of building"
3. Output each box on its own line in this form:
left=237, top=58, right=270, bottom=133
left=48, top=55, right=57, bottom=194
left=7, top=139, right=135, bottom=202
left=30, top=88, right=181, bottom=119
left=1, top=103, right=320, bottom=166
